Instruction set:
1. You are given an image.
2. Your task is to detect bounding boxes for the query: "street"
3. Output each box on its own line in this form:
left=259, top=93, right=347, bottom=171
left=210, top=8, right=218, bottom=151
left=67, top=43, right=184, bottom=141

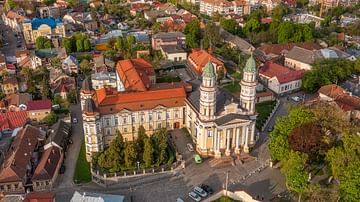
left=0, top=22, right=26, bottom=59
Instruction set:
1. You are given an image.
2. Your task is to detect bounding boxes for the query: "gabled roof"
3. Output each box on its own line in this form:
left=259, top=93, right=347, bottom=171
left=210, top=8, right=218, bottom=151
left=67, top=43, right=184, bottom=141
left=188, top=49, right=224, bottom=74
left=23, top=192, right=55, bottom=202
left=27, top=99, right=52, bottom=111
left=115, top=58, right=155, bottom=92
left=152, top=32, right=185, bottom=40
left=0, top=125, right=40, bottom=183
left=32, top=146, right=62, bottom=181
left=46, top=120, right=70, bottom=148
left=285, top=46, right=317, bottom=64
left=318, top=84, right=346, bottom=98
left=63, top=55, right=79, bottom=66
left=258, top=42, right=321, bottom=56
left=259, top=62, right=304, bottom=84
left=0, top=111, right=28, bottom=131
left=6, top=93, right=32, bottom=107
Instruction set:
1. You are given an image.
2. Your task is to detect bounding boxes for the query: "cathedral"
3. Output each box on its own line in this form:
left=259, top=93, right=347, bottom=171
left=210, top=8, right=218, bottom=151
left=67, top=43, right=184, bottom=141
left=80, top=56, right=257, bottom=161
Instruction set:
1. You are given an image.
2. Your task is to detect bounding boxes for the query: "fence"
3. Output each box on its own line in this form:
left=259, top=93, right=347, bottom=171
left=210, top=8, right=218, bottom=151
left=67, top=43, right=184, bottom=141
left=91, top=161, right=183, bottom=187
left=261, top=99, right=280, bottom=132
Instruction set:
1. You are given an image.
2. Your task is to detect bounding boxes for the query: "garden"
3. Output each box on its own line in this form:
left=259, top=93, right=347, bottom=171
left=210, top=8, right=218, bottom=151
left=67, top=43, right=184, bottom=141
left=255, top=100, right=277, bottom=129
left=74, top=141, right=92, bottom=184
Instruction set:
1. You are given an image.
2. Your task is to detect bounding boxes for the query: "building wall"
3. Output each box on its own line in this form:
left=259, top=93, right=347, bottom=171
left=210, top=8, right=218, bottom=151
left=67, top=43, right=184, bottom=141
left=23, top=22, right=66, bottom=44
left=284, top=57, right=312, bottom=71
left=163, top=51, right=187, bottom=61
left=28, top=109, right=51, bottom=121
left=1, top=83, right=19, bottom=95
left=0, top=182, right=25, bottom=194
left=92, top=79, right=117, bottom=90
left=267, top=77, right=302, bottom=95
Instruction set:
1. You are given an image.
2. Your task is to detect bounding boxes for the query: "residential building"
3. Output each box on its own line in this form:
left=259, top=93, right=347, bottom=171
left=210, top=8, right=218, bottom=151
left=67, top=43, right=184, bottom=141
left=4, top=93, right=32, bottom=112
left=91, top=71, right=117, bottom=90
left=151, top=32, right=186, bottom=50
left=44, top=120, right=71, bottom=151
left=1, top=10, right=27, bottom=33
left=0, top=125, right=41, bottom=194
left=15, top=50, right=30, bottom=64
left=23, top=192, right=56, bottom=202
left=80, top=56, right=258, bottom=160
left=0, top=111, right=28, bottom=135
left=22, top=18, right=65, bottom=44
left=323, top=0, right=359, bottom=10
left=160, top=45, right=187, bottom=61
left=32, top=146, right=63, bottom=192
left=187, top=48, right=226, bottom=76
left=200, top=0, right=250, bottom=16
left=219, top=28, right=254, bottom=54
left=259, top=62, right=304, bottom=95
left=37, top=6, right=61, bottom=19
left=51, top=77, right=76, bottom=99
left=62, top=55, right=79, bottom=74
left=27, top=100, right=52, bottom=122
left=1, top=77, right=20, bottom=95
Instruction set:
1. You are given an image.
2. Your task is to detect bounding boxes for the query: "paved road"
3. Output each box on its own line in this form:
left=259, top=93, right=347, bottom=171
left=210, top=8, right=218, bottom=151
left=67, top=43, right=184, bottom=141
left=0, top=22, right=25, bottom=58
left=54, top=103, right=84, bottom=189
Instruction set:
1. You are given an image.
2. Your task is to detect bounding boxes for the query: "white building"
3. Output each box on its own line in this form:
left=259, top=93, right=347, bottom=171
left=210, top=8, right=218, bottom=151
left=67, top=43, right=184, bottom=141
left=91, top=71, right=117, bottom=90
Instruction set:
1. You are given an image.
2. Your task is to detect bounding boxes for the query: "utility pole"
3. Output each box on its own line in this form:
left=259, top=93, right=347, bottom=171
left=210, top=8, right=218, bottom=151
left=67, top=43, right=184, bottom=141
left=225, top=170, right=229, bottom=196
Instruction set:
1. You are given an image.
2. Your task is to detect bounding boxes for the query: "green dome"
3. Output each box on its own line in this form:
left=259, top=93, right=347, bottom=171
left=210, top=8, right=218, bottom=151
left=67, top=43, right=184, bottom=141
left=244, top=54, right=257, bottom=73
left=202, top=60, right=216, bottom=78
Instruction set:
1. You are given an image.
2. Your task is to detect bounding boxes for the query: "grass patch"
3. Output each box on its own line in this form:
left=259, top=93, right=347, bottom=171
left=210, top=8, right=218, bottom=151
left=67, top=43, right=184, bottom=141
left=231, top=71, right=242, bottom=80
left=223, top=82, right=241, bottom=93
left=156, top=75, right=181, bottom=83
left=213, top=196, right=240, bottom=202
left=74, top=141, right=91, bottom=184
left=255, top=100, right=277, bottom=129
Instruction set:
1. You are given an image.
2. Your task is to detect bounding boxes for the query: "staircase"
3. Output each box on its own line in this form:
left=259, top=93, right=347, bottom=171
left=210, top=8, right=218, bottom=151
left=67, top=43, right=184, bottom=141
left=209, top=156, right=234, bottom=168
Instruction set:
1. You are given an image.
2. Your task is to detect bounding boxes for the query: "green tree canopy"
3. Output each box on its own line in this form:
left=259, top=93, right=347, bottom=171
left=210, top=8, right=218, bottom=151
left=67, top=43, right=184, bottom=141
left=184, top=19, right=201, bottom=48
left=42, top=112, right=58, bottom=126
left=220, top=18, right=243, bottom=37
left=203, top=22, right=221, bottom=49
left=143, top=138, right=153, bottom=168
left=124, top=142, right=138, bottom=168
left=36, top=36, right=52, bottom=49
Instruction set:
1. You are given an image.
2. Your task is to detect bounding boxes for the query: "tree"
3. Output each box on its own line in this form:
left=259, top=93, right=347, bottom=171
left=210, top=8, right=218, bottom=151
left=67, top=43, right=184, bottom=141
left=124, top=142, right=137, bottom=168
left=44, top=40, right=52, bottom=49
left=203, top=22, right=220, bottom=49
left=97, top=133, right=125, bottom=172
left=277, top=22, right=296, bottom=43
left=40, top=78, right=50, bottom=99
left=143, top=138, right=153, bottom=167
left=220, top=18, right=243, bottom=37
left=272, top=4, right=288, bottom=22
left=136, top=125, right=146, bottom=153
left=67, top=89, right=77, bottom=104
left=83, top=39, right=91, bottom=52
left=281, top=151, right=309, bottom=201
left=35, top=36, right=48, bottom=49
left=80, top=59, right=92, bottom=76
left=244, top=18, right=261, bottom=35
left=115, top=36, right=125, bottom=51
left=50, top=58, right=61, bottom=69
left=76, top=39, right=84, bottom=52
left=326, top=133, right=360, bottom=201
left=42, top=112, right=58, bottom=126
left=184, top=19, right=201, bottom=48
left=62, top=38, right=74, bottom=53
left=6, top=0, right=16, bottom=10
left=269, top=106, right=314, bottom=161
left=151, top=22, right=161, bottom=34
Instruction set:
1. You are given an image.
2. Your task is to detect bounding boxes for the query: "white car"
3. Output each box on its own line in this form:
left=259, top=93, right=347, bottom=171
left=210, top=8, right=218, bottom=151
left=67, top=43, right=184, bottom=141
left=193, top=186, right=207, bottom=197
left=188, top=191, right=201, bottom=202
left=291, top=96, right=300, bottom=102
left=176, top=198, right=185, bottom=202
left=72, top=118, right=78, bottom=124
left=187, top=143, right=194, bottom=152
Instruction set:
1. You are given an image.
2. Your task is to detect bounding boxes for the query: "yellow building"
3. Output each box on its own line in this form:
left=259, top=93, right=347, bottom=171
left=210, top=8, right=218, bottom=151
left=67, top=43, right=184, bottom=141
left=22, top=18, right=65, bottom=44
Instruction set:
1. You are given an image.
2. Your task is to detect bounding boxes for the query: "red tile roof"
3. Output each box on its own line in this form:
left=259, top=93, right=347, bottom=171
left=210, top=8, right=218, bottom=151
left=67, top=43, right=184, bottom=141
left=0, top=125, right=39, bottom=184
left=94, top=83, right=187, bottom=114
left=27, top=100, right=52, bottom=111
left=318, top=84, right=346, bottom=98
left=261, top=17, right=272, bottom=24
left=3, top=77, right=18, bottom=85
left=23, top=192, right=55, bottom=202
left=188, top=49, right=224, bottom=74
left=0, top=111, right=28, bottom=131
left=115, top=58, right=155, bottom=92
left=318, top=84, right=360, bottom=111
left=32, top=146, right=62, bottom=181
left=259, top=62, right=304, bottom=84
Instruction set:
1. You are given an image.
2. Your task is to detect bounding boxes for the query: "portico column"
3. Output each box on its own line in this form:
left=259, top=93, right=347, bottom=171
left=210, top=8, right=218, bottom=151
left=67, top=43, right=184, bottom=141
left=250, top=122, right=256, bottom=145
left=214, top=130, right=221, bottom=158
left=225, top=129, right=231, bottom=156
left=244, top=126, right=249, bottom=153
left=235, top=128, right=240, bottom=154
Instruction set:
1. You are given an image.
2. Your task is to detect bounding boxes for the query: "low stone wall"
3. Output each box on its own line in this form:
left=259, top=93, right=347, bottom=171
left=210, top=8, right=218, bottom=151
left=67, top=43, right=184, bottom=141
left=261, top=99, right=280, bottom=132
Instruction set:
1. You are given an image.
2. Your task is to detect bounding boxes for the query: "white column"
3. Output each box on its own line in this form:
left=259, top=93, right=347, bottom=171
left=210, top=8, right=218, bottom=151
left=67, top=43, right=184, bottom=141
left=250, top=122, right=256, bottom=145
left=213, top=128, right=217, bottom=152
left=203, top=129, right=207, bottom=153
left=244, top=126, right=249, bottom=153
left=241, top=126, right=246, bottom=145
left=225, top=129, right=231, bottom=156
left=235, top=128, right=240, bottom=154
left=215, top=130, right=221, bottom=158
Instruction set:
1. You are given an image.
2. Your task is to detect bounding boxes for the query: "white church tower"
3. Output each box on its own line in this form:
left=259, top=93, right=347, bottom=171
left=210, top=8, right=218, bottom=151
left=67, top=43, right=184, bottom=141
left=240, top=54, right=257, bottom=114
left=199, top=61, right=217, bottom=121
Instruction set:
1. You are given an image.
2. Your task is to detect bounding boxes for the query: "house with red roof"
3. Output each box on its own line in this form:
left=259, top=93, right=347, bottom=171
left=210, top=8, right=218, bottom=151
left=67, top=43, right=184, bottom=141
left=187, top=48, right=226, bottom=77
left=23, top=192, right=55, bottom=202
left=0, top=111, right=28, bottom=135
left=27, top=99, right=52, bottom=122
left=259, top=62, right=305, bottom=95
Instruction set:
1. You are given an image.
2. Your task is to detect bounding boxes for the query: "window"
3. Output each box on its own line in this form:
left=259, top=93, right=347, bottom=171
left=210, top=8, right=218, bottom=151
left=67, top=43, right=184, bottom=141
left=149, top=124, right=153, bottom=129
left=166, top=122, right=170, bottom=128
left=157, top=123, right=161, bottom=129
left=157, top=113, right=161, bottom=120
left=7, top=185, right=11, bottom=190
left=114, top=117, right=118, bottom=125
left=175, top=112, right=179, bottom=118
left=106, top=128, right=111, bottom=135
left=166, top=112, right=170, bottom=119
left=123, top=117, right=127, bottom=124
left=132, top=115, right=136, bottom=123
left=140, top=114, right=144, bottom=122
left=45, top=181, right=49, bottom=186
left=149, top=114, right=152, bottom=121
left=208, top=131, right=212, bottom=137
left=0, top=185, right=3, bottom=191
left=105, top=118, right=110, bottom=127
left=14, top=184, right=18, bottom=189
left=123, top=127, right=127, bottom=133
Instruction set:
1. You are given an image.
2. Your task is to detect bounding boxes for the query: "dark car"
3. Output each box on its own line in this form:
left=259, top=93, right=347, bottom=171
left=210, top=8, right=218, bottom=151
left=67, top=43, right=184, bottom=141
left=200, top=184, right=214, bottom=195
left=59, top=164, right=66, bottom=174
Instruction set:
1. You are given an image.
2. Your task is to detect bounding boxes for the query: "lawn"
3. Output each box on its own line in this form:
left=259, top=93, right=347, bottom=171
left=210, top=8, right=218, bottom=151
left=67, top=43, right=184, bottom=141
left=73, top=141, right=92, bottom=184
left=255, top=100, right=277, bottom=129
left=223, top=82, right=241, bottom=93
left=213, top=196, right=240, bottom=202
left=156, top=75, right=181, bottom=83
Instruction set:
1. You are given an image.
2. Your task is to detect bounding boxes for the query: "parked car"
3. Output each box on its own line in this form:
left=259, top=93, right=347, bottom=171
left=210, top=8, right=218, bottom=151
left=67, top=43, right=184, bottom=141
left=59, top=164, right=66, bottom=174
left=72, top=118, right=78, bottom=124
left=200, top=184, right=214, bottom=195
left=187, top=143, right=194, bottom=152
left=3, top=42, right=9, bottom=46
left=176, top=197, right=185, bottom=202
left=267, top=125, right=273, bottom=132
left=188, top=191, right=201, bottom=202
left=194, top=154, right=202, bottom=164
left=194, top=186, right=207, bottom=197
left=291, top=96, right=300, bottom=102
left=351, top=74, right=358, bottom=79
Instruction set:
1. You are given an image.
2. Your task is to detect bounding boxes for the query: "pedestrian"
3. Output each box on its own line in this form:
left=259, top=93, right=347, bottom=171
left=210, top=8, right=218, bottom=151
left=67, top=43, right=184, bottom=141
left=261, top=195, right=264, bottom=200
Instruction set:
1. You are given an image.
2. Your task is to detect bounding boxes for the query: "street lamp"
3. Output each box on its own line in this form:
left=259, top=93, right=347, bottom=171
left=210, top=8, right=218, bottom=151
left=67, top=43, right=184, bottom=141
left=137, top=161, right=140, bottom=170
left=225, top=170, right=230, bottom=196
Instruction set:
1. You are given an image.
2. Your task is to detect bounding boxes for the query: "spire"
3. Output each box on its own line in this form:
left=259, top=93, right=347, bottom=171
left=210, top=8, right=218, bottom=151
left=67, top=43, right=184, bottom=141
left=244, top=53, right=257, bottom=73
left=202, top=59, right=215, bottom=78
